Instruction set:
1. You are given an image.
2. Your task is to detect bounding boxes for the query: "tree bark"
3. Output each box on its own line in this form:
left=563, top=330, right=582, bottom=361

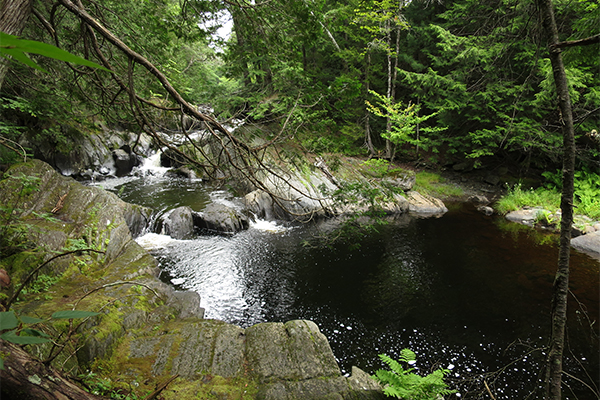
left=536, top=0, right=576, bottom=398
left=0, top=0, right=34, bottom=92
left=365, top=49, right=375, bottom=156
left=0, top=340, right=107, bottom=400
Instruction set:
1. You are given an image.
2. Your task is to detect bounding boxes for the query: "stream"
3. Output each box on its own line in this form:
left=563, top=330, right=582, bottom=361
left=93, top=154, right=600, bottom=399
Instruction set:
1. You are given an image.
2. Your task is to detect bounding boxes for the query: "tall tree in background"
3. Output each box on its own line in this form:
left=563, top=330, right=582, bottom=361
left=355, top=0, right=408, bottom=159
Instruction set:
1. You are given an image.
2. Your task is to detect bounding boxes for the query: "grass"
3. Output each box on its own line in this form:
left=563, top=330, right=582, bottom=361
left=495, top=183, right=561, bottom=215
left=413, top=171, right=464, bottom=199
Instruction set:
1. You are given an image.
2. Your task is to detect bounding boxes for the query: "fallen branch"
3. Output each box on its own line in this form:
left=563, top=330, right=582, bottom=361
left=0, top=340, right=107, bottom=400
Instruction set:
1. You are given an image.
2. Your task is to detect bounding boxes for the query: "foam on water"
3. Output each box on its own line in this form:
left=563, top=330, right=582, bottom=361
left=138, top=151, right=171, bottom=176
left=135, top=232, right=179, bottom=250
left=250, top=219, right=288, bottom=233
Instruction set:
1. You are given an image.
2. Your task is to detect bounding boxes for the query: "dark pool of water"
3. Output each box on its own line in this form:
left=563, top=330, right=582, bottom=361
left=151, top=204, right=599, bottom=399
left=103, top=171, right=599, bottom=399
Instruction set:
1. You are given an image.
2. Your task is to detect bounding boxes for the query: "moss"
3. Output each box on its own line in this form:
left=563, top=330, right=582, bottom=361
left=165, top=375, right=259, bottom=400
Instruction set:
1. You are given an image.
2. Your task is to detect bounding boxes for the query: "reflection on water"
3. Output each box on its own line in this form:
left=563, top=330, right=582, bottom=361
left=140, top=205, right=599, bottom=399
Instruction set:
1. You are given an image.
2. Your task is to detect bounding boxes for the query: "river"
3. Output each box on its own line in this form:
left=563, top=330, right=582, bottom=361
left=94, top=154, right=600, bottom=399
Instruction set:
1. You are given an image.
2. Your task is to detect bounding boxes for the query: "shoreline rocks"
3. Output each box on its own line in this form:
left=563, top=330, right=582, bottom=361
left=505, top=208, right=600, bottom=260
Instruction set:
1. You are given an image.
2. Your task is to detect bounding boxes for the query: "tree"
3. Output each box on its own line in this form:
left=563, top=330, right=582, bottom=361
left=0, top=0, right=33, bottom=91
left=354, top=0, right=409, bottom=159
left=535, top=0, right=600, bottom=397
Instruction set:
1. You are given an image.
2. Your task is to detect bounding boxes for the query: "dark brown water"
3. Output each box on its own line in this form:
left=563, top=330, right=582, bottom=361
left=105, top=171, right=599, bottom=399
left=151, top=204, right=599, bottom=399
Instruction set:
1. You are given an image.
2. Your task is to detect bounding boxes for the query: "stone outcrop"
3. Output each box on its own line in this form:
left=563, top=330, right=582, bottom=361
left=243, top=156, right=443, bottom=221
left=111, top=319, right=384, bottom=400
left=406, top=191, right=448, bottom=215
left=26, top=128, right=153, bottom=179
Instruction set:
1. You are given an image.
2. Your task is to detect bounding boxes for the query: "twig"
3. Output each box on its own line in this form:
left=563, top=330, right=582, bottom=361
left=73, top=280, right=163, bottom=310
left=144, top=374, right=179, bottom=400
left=484, top=380, right=497, bottom=400
left=6, top=249, right=105, bottom=310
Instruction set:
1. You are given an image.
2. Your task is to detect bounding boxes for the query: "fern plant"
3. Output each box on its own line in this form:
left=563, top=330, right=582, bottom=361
left=374, top=349, right=456, bottom=400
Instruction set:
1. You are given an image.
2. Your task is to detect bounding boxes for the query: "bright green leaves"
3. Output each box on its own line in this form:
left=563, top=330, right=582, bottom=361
left=366, top=90, right=445, bottom=153
left=374, top=350, right=457, bottom=400
left=0, top=310, right=18, bottom=330
left=0, top=32, right=110, bottom=73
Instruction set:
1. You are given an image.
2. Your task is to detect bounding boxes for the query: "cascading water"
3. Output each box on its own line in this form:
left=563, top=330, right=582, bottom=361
left=95, top=153, right=600, bottom=399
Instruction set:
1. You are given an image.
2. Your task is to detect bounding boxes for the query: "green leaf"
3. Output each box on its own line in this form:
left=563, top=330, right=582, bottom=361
left=20, top=315, right=45, bottom=324
left=22, top=328, right=50, bottom=338
left=51, top=310, right=100, bottom=320
left=0, top=47, right=46, bottom=72
left=0, top=311, right=19, bottom=331
left=0, top=32, right=111, bottom=72
left=0, top=330, right=50, bottom=344
left=0, top=356, right=4, bottom=370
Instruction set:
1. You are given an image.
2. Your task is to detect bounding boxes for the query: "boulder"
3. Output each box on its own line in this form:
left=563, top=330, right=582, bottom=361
left=505, top=209, right=537, bottom=227
left=193, top=203, right=249, bottom=234
left=159, top=206, right=195, bottom=239
left=406, top=191, right=448, bottom=215
left=571, top=231, right=600, bottom=261
left=112, top=147, right=138, bottom=176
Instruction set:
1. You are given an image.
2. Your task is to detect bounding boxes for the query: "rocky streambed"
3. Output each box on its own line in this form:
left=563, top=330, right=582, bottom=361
left=0, top=159, right=387, bottom=399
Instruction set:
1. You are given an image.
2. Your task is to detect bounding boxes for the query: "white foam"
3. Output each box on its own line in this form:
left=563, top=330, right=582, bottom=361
left=135, top=233, right=178, bottom=250
left=250, top=219, right=288, bottom=233
left=138, top=151, right=171, bottom=176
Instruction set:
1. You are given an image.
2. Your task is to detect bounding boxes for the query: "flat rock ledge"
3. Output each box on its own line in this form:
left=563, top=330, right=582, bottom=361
left=113, top=319, right=384, bottom=400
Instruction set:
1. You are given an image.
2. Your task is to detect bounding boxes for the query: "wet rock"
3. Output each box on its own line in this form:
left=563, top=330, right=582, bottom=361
left=160, top=148, right=187, bottom=168
left=165, top=166, right=199, bottom=180
left=477, top=205, right=494, bottom=216
left=159, top=206, right=195, bottom=239
left=245, top=190, right=277, bottom=220
left=112, top=147, right=138, bottom=176
left=193, top=203, right=249, bottom=234
left=468, top=195, right=489, bottom=205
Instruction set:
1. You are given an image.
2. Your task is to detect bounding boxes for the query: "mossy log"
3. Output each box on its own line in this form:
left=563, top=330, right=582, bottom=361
left=0, top=340, right=107, bottom=400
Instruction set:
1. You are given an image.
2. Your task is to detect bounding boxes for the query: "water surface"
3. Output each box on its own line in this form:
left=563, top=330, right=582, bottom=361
left=102, top=162, right=599, bottom=399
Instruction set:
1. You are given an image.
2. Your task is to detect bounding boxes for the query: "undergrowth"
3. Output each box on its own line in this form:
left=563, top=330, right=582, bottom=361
left=413, top=171, right=464, bottom=199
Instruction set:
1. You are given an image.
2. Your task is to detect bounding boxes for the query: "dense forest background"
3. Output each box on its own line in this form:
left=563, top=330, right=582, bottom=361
left=0, top=0, right=598, bottom=175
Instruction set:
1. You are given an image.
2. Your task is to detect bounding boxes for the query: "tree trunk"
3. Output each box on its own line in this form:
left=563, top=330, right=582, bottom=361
left=0, top=0, right=34, bottom=92
left=385, top=19, right=393, bottom=158
left=536, top=0, right=576, bottom=398
left=0, top=340, right=107, bottom=400
left=365, top=49, right=375, bottom=156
